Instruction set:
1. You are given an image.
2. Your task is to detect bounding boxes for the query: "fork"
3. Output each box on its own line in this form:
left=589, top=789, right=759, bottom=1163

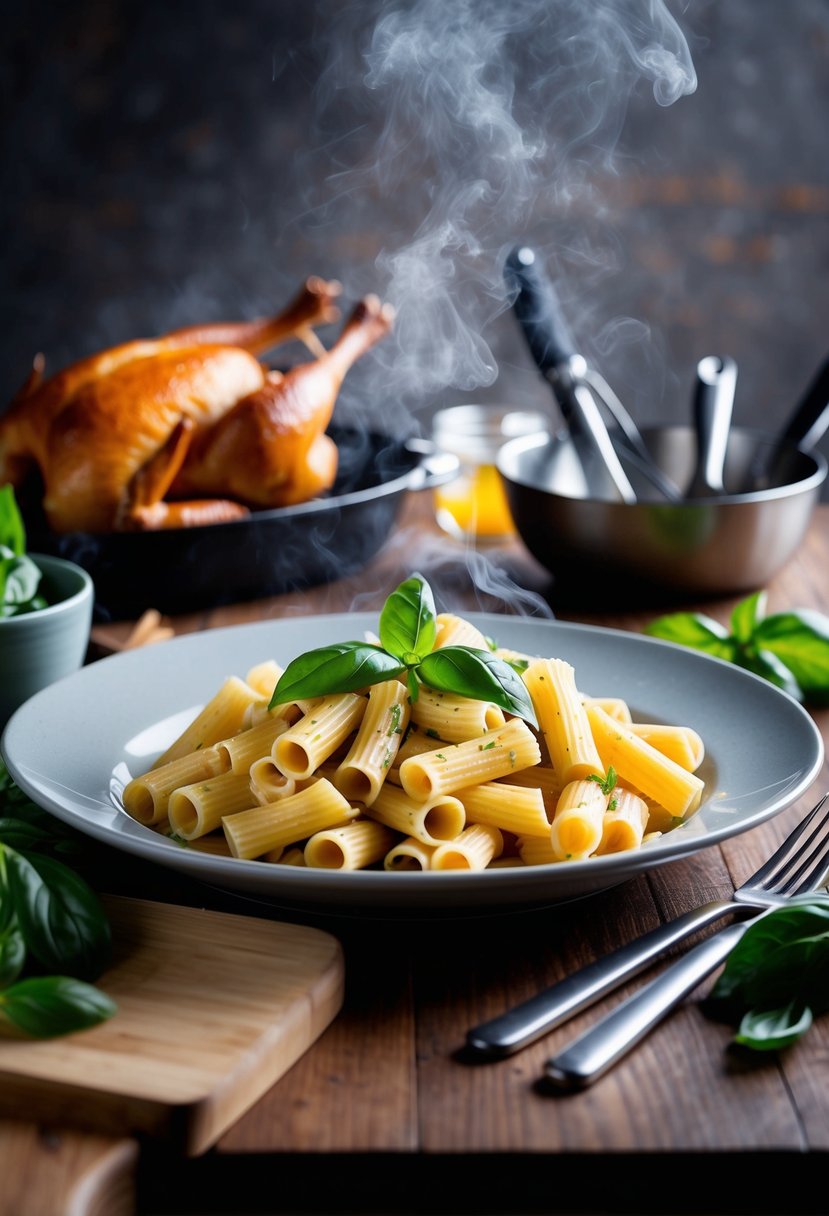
left=543, top=792, right=829, bottom=1090
left=467, top=793, right=829, bottom=1060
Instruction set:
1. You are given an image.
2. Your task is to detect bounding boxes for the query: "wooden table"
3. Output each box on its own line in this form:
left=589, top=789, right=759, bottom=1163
left=4, top=496, right=829, bottom=1216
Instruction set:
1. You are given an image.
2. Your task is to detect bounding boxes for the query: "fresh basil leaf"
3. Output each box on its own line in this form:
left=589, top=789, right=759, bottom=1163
left=378, top=573, right=436, bottom=663
left=753, top=611, right=829, bottom=707
left=269, top=643, right=405, bottom=706
left=3, top=553, right=42, bottom=608
left=417, top=647, right=538, bottom=728
left=0, top=818, right=55, bottom=852
left=0, top=924, right=26, bottom=987
left=710, top=898, right=829, bottom=1012
left=406, top=668, right=420, bottom=703
left=644, top=612, right=736, bottom=660
left=0, top=484, right=26, bottom=556
left=734, top=1001, right=813, bottom=1052
left=730, top=591, right=765, bottom=644
left=0, top=975, right=117, bottom=1038
left=734, top=648, right=804, bottom=701
left=5, top=850, right=112, bottom=981
left=506, top=657, right=529, bottom=675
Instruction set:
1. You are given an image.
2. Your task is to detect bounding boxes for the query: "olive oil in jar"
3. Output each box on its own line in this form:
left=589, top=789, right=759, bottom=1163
left=431, top=405, right=547, bottom=542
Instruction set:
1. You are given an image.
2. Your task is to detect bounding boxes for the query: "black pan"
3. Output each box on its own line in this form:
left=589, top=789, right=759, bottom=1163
left=22, top=427, right=457, bottom=620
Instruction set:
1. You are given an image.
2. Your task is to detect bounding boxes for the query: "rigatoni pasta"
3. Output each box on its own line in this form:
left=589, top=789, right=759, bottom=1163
left=524, top=659, right=604, bottom=785
left=333, top=680, right=410, bottom=805
left=222, top=778, right=357, bottom=859
left=584, top=704, right=705, bottom=819
left=398, top=718, right=541, bottom=800
left=119, top=608, right=708, bottom=873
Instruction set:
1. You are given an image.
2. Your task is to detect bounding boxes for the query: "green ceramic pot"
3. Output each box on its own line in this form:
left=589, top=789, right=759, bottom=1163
left=0, top=554, right=94, bottom=729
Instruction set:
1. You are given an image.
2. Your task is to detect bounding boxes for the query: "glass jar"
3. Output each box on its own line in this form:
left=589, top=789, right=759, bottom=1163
left=431, top=404, right=548, bottom=542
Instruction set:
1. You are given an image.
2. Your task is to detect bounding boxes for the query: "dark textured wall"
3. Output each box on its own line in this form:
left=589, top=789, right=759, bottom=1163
left=3, top=0, right=828, bottom=487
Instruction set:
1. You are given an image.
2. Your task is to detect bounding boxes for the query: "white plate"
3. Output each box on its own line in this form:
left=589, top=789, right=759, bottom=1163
left=1, top=614, right=824, bottom=911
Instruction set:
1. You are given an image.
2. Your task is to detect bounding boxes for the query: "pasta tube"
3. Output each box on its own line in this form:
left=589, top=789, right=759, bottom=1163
left=585, top=704, right=705, bottom=819
left=222, top=779, right=357, bottom=860
left=168, top=771, right=257, bottom=840
left=383, top=837, right=438, bottom=871
left=433, top=612, right=489, bottom=650
left=244, top=660, right=284, bottom=698
left=398, top=718, right=540, bottom=800
left=517, top=835, right=559, bottom=866
left=333, top=681, right=411, bottom=805
left=496, top=765, right=561, bottom=820
left=523, top=658, right=603, bottom=785
left=387, top=725, right=447, bottom=785
left=249, top=758, right=297, bottom=803
left=624, top=723, right=704, bottom=772
left=366, top=783, right=466, bottom=845
left=581, top=696, right=633, bottom=724
left=276, top=846, right=306, bottom=866
left=596, top=788, right=650, bottom=855
left=152, top=676, right=261, bottom=768
left=432, top=824, right=503, bottom=871
left=216, top=716, right=293, bottom=774
left=550, top=779, right=607, bottom=860
left=458, top=781, right=550, bottom=838
left=273, top=693, right=367, bottom=780
left=123, top=746, right=229, bottom=825
left=410, top=687, right=505, bottom=743
left=184, top=833, right=234, bottom=857
left=304, top=819, right=396, bottom=870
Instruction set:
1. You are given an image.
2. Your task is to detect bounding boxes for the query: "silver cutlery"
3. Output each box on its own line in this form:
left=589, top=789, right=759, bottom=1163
left=686, top=355, right=738, bottom=497
left=504, top=245, right=682, bottom=504
left=467, top=793, right=829, bottom=1060
left=750, top=353, right=829, bottom=490
left=543, top=792, right=829, bottom=1090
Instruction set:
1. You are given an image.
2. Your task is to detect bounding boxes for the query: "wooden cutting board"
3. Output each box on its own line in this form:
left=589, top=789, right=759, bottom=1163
left=0, top=895, right=344, bottom=1157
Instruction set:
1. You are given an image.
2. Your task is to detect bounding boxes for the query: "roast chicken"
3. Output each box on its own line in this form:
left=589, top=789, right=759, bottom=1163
left=0, top=277, right=395, bottom=532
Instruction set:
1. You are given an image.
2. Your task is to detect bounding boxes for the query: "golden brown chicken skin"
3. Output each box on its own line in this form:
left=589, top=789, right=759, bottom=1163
left=0, top=276, right=386, bottom=533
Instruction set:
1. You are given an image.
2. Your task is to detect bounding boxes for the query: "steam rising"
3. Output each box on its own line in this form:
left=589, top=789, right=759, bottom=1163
left=303, top=0, right=697, bottom=410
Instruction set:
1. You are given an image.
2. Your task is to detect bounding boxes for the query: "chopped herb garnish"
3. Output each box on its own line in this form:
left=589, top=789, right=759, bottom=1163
left=588, top=767, right=617, bottom=796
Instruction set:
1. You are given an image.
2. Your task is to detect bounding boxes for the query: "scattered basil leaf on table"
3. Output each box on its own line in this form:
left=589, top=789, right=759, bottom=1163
left=0, top=758, right=116, bottom=1037
left=4, top=850, right=112, bottom=981
left=702, top=895, right=829, bottom=1052
left=646, top=590, right=829, bottom=705
left=0, top=976, right=117, bottom=1038
left=270, top=572, right=538, bottom=727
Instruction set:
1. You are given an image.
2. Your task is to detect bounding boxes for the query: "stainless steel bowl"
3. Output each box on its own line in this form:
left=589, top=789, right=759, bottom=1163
left=497, top=425, right=827, bottom=597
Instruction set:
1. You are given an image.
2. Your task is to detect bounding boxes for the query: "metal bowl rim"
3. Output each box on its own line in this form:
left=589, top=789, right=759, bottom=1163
left=496, top=424, right=828, bottom=506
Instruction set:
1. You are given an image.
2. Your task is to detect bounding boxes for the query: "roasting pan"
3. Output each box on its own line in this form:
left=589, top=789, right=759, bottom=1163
left=21, top=426, right=458, bottom=620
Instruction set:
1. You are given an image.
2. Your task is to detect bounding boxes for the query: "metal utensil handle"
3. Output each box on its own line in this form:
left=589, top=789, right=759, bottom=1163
left=504, top=245, right=576, bottom=372
left=543, top=919, right=751, bottom=1091
left=567, top=382, right=637, bottom=503
left=689, top=355, right=738, bottom=495
left=775, top=355, right=829, bottom=454
left=466, top=898, right=734, bottom=1058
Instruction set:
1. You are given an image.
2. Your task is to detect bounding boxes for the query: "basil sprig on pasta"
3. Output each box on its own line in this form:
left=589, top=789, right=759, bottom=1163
left=269, top=573, right=538, bottom=728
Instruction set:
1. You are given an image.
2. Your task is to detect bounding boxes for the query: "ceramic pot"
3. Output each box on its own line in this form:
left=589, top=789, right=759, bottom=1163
left=0, top=554, right=94, bottom=729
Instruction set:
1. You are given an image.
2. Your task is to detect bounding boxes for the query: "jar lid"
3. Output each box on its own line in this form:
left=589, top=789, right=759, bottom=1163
left=432, top=404, right=548, bottom=460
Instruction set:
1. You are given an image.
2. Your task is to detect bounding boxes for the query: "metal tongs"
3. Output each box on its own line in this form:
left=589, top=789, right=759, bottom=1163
left=504, top=246, right=682, bottom=503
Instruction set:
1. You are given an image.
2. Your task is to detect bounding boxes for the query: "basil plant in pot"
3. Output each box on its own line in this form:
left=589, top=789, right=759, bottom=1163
left=0, top=484, right=94, bottom=728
